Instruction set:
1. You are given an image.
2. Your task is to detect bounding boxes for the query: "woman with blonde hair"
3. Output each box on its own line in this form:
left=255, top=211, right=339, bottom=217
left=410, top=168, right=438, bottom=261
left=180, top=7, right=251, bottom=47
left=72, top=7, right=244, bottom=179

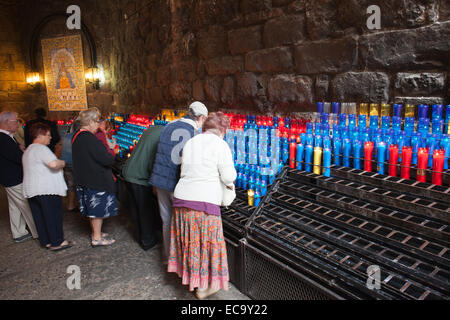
left=72, top=107, right=117, bottom=247
left=168, top=111, right=236, bottom=299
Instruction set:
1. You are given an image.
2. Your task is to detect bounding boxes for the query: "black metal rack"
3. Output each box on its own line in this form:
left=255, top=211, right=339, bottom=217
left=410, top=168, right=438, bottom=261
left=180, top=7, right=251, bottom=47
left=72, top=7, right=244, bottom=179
left=222, top=166, right=450, bottom=300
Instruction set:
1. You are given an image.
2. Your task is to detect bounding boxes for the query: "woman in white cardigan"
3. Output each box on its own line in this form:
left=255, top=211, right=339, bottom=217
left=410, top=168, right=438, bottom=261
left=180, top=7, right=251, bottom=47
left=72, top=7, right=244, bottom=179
left=22, top=122, right=71, bottom=251
left=169, top=111, right=237, bottom=299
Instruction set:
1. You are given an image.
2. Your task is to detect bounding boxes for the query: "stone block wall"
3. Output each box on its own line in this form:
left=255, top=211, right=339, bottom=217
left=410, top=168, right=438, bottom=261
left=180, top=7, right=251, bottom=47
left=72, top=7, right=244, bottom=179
left=1, top=0, right=449, bottom=119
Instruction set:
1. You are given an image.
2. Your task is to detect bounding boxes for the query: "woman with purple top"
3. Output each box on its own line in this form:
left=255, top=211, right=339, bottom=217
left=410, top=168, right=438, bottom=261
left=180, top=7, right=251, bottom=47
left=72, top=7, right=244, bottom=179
left=168, top=112, right=237, bottom=299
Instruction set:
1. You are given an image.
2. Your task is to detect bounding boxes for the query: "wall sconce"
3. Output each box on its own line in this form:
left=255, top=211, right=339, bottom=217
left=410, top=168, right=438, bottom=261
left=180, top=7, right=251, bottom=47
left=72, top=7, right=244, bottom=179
left=85, top=66, right=101, bottom=89
left=26, top=72, right=41, bottom=87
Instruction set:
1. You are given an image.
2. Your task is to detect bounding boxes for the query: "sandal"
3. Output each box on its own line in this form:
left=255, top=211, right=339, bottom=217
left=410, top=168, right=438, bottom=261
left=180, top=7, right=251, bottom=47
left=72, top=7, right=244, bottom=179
left=91, top=238, right=115, bottom=247
left=50, top=240, right=72, bottom=252
left=195, top=287, right=220, bottom=299
left=91, top=233, right=109, bottom=239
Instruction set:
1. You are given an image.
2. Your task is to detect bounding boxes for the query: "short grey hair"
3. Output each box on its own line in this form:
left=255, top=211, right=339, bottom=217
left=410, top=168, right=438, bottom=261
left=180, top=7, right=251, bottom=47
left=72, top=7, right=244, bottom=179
left=0, top=111, right=18, bottom=125
left=187, top=108, right=204, bottom=120
left=78, top=107, right=101, bottom=127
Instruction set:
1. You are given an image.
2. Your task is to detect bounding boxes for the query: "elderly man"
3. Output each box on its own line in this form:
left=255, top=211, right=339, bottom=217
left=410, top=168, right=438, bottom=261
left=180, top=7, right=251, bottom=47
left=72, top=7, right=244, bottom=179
left=149, top=101, right=208, bottom=262
left=0, top=111, right=38, bottom=242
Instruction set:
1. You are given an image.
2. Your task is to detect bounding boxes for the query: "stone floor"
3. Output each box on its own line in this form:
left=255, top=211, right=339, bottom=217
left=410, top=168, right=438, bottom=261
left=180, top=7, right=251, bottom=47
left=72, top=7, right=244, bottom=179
left=0, top=188, right=249, bottom=300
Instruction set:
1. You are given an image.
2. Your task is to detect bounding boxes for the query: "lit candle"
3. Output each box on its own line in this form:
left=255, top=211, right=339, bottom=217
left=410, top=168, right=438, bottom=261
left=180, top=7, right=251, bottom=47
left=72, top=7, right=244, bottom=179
left=405, top=104, right=415, bottom=118
left=289, top=140, right=297, bottom=169
left=353, top=140, right=362, bottom=170
left=296, top=143, right=304, bottom=171
left=388, top=144, right=399, bottom=177
left=313, top=147, right=323, bottom=175
left=343, top=138, right=351, bottom=167
left=393, top=104, right=403, bottom=118
left=333, top=138, right=342, bottom=166
left=359, top=103, right=369, bottom=116
left=323, top=148, right=332, bottom=177
left=418, top=104, right=429, bottom=119
left=432, top=149, right=445, bottom=186
left=305, top=145, right=313, bottom=172
left=442, top=135, right=449, bottom=170
left=364, top=141, right=374, bottom=172
left=401, top=146, right=412, bottom=180
left=377, top=142, right=386, bottom=175
left=411, top=132, right=421, bottom=165
left=416, top=148, right=429, bottom=183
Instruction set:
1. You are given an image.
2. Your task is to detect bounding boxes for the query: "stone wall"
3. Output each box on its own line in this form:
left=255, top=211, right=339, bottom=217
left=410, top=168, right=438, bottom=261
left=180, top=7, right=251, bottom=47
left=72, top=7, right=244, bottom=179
left=0, top=4, right=28, bottom=117
left=2, top=0, right=449, bottom=119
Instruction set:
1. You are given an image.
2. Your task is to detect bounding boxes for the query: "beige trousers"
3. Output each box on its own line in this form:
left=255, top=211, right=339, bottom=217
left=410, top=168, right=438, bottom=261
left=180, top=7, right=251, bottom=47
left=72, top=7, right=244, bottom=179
left=4, top=183, right=38, bottom=239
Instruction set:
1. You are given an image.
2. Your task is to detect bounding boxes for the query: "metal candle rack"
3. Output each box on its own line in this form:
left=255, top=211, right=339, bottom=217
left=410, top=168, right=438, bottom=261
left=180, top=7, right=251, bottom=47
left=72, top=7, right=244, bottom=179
left=222, top=166, right=450, bottom=300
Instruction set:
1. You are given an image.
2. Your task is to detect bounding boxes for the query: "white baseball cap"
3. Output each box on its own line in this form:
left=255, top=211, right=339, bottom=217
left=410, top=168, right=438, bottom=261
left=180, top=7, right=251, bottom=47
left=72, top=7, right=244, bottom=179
left=189, top=101, right=208, bottom=117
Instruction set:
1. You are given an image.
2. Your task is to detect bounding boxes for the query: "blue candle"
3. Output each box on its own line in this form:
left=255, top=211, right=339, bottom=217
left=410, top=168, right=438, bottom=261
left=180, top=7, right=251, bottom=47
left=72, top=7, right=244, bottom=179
left=305, top=145, right=313, bottom=172
left=358, top=115, right=367, bottom=129
left=348, top=114, right=357, bottom=128
left=315, top=135, right=323, bottom=148
left=306, top=133, right=314, bottom=146
left=333, top=138, right=342, bottom=166
left=315, top=122, right=322, bottom=136
left=332, top=102, right=340, bottom=114
left=339, top=113, right=347, bottom=126
left=322, top=124, right=330, bottom=137
left=418, top=118, right=429, bottom=136
left=393, top=104, right=403, bottom=117
left=317, top=102, right=324, bottom=114
left=432, top=104, right=443, bottom=120
left=418, top=104, right=429, bottom=119
left=377, top=142, right=386, bottom=175
left=427, top=135, right=436, bottom=168
left=306, top=122, right=313, bottom=134
left=353, top=140, right=362, bottom=169
left=321, top=113, right=330, bottom=124
left=300, top=133, right=306, bottom=144
left=323, top=148, right=332, bottom=177
left=385, top=137, right=392, bottom=161
left=442, top=135, right=449, bottom=170
left=445, top=105, right=450, bottom=134
left=392, top=116, right=402, bottom=133
left=343, top=138, right=351, bottom=167
left=411, top=133, right=420, bottom=165
left=296, top=143, right=304, bottom=170
left=398, top=133, right=405, bottom=162
left=381, top=116, right=390, bottom=129
left=323, top=136, right=331, bottom=149
left=404, top=117, right=415, bottom=136
left=432, top=119, right=444, bottom=135
left=370, top=115, right=379, bottom=129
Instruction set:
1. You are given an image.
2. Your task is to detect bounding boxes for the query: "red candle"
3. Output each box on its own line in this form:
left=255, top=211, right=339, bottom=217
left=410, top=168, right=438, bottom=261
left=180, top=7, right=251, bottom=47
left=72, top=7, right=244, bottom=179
left=388, top=144, right=399, bottom=177
left=417, top=148, right=429, bottom=183
left=432, top=149, right=445, bottom=186
left=364, top=141, right=374, bottom=172
left=289, top=142, right=297, bottom=169
left=401, top=146, right=412, bottom=180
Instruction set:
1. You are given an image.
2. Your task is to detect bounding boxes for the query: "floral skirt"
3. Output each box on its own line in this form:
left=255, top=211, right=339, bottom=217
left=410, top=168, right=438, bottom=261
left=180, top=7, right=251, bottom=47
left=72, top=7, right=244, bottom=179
left=168, top=207, right=229, bottom=292
left=76, top=186, right=118, bottom=219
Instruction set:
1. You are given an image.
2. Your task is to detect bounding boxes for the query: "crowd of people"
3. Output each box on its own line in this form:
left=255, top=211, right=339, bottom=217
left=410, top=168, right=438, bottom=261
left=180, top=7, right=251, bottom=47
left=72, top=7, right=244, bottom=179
left=0, top=101, right=236, bottom=299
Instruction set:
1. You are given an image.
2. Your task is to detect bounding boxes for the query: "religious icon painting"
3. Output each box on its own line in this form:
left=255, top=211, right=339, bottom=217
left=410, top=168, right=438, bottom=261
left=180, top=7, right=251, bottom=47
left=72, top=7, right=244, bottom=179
left=41, top=34, right=88, bottom=111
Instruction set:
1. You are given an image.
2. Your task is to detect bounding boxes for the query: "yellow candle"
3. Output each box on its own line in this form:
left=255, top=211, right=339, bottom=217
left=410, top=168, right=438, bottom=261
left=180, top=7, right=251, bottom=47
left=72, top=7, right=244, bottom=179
left=381, top=104, right=391, bottom=117
left=370, top=103, right=379, bottom=116
left=313, top=147, right=323, bottom=175
left=405, top=104, right=415, bottom=118
left=248, top=189, right=254, bottom=206
left=359, top=103, right=369, bottom=116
